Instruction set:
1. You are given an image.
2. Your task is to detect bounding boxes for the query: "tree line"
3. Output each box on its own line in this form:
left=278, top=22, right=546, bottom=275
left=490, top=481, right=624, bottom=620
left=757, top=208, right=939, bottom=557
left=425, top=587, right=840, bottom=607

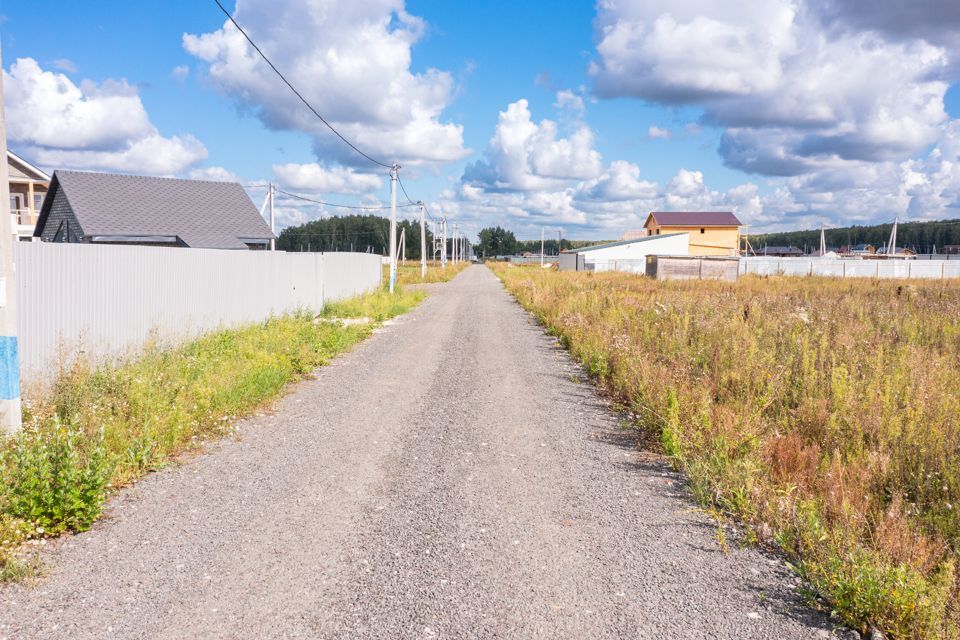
left=474, top=226, right=603, bottom=257
left=277, top=214, right=435, bottom=259
left=752, top=218, right=960, bottom=254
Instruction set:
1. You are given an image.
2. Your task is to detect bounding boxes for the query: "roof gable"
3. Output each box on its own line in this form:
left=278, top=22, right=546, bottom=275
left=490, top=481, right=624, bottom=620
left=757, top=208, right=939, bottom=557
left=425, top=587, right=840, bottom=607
left=645, top=211, right=742, bottom=227
left=36, top=171, right=273, bottom=249
left=7, top=151, right=50, bottom=182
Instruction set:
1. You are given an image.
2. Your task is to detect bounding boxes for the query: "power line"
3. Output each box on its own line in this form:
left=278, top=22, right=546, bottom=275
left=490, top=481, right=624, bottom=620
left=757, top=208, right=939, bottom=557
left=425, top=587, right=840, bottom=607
left=396, top=171, right=417, bottom=206
left=276, top=188, right=418, bottom=210
left=212, top=0, right=391, bottom=169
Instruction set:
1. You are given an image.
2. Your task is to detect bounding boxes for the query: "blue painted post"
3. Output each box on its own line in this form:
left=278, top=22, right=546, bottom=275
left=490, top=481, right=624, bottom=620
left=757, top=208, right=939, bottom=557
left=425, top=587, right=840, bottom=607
left=0, top=40, right=22, bottom=433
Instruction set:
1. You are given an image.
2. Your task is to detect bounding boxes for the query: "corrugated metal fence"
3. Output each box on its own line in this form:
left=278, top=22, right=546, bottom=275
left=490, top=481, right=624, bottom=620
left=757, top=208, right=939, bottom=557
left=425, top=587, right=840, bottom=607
left=13, top=243, right=382, bottom=378
left=740, top=258, right=960, bottom=279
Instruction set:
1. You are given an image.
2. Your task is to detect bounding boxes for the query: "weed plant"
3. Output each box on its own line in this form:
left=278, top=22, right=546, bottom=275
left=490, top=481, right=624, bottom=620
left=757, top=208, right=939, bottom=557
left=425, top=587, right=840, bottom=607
left=493, top=264, right=959, bottom=639
left=0, top=287, right=423, bottom=579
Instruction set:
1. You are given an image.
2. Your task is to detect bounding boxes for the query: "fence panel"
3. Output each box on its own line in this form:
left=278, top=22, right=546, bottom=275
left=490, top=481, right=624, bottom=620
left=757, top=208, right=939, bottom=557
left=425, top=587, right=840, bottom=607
left=13, top=243, right=381, bottom=378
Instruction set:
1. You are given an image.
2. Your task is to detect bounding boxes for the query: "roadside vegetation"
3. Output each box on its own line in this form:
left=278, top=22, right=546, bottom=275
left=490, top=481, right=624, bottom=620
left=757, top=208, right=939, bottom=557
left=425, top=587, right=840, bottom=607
left=492, top=263, right=959, bottom=639
left=0, top=287, right=423, bottom=580
left=388, top=260, right=470, bottom=286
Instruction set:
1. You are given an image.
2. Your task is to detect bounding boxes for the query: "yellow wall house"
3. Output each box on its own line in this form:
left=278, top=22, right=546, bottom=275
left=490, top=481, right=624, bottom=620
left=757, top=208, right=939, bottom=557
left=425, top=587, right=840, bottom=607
left=643, top=211, right=742, bottom=256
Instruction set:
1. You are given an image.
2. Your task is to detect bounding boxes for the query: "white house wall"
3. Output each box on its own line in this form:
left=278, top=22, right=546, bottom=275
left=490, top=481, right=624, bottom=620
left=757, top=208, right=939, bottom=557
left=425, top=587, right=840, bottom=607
left=584, top=233, right=688, bottom=266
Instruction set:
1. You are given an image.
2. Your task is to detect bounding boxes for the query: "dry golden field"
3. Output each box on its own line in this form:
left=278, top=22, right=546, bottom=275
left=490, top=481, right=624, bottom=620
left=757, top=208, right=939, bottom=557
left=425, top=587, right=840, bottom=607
left=385, top=260, right=471, bottom=286
left=493, top=263, right=959, bottom=639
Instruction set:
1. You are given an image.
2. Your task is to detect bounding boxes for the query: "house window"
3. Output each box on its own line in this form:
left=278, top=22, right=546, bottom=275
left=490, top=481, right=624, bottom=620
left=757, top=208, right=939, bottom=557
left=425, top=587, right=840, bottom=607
left=700, top=228, right=705, bottom=234
left=656, top=229, right=661, bottom=235
left=53, top=221, right=65, bottom=242
left=33, top=193, right=43, bottom=212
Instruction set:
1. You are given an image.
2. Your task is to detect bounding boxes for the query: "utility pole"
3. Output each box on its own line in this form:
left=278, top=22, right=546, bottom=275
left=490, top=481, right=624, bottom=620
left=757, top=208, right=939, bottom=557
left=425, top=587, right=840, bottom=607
left=888, top=216, right=898, bottom=256
left=541, top=228, right=545, bottom=267
left=399, top=227, right=406, bottom=265
left=441, top=218, right=447, bottom=269
left=0, top=41, right=21, bottom=433
left=268, top=183, right=275, bottom=251
left=389, top=163, right=399, bottom=293
left=820, top=222, right=826, bottom=256
left=419, top=201, right=427, bottom=278
left=557, top=229, right=562, bottom=256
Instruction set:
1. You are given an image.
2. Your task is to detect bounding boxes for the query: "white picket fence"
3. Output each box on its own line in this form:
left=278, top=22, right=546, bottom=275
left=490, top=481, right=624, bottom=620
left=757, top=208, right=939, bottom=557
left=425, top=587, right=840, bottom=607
left=13, top=243, right=382, bottom=378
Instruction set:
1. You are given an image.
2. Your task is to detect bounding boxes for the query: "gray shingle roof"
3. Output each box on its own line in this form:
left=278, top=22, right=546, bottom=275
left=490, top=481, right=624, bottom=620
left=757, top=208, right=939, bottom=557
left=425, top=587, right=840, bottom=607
left=35, top=171, right=273, bottom=249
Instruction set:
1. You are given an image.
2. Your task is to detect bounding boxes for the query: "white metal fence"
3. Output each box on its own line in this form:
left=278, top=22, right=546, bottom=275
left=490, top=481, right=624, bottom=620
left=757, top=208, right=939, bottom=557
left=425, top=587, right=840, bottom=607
left=13, top=243, right=382, bottom=378
left=740, top=257, right=960, bottom=279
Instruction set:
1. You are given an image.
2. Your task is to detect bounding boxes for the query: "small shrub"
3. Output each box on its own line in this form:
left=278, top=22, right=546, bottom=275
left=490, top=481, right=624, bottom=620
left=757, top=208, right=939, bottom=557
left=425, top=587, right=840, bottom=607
left=0, top=287, right=424, bottom=578
left=1, top=417, right=111, bottom=535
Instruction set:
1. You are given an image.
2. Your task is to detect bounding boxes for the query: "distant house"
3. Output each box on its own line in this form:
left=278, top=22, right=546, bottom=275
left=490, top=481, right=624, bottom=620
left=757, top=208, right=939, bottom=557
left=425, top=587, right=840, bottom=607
left=33, top=171, right=274, bottom=249
left=760, top=245, right=804, bottom=257
left=559, top=233, right=689, bottom=271
left=7, top=150, right=50, bottom=240
left=844, top=244, right=876, bottom=255
left=875, top=246, right=916, bottom=257
left=643, top=211, right=742, bottom=256
left=619, top=229, right=649, bottom=241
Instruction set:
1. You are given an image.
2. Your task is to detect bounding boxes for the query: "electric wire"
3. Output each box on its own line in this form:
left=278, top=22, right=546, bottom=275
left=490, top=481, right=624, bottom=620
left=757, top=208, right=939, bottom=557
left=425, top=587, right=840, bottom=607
left=276, top=188, right=418, bottom=210
left=212, top=0, right=391, bottom=169
left=396, top=171, right=417, bottom=206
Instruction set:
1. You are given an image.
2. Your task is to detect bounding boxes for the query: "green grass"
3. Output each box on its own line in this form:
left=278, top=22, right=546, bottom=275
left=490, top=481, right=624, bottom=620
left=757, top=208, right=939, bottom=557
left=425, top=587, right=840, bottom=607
left=492, top=264, right=960, bottom=639
left=386, top=261, right=470, bottom=286
left=0, top=286, right=424, bottom=578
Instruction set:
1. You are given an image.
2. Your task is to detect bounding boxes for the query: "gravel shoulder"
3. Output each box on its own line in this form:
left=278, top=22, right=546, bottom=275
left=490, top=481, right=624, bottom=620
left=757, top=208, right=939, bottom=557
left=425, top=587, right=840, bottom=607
left=0, top=265, right=835, bottom=639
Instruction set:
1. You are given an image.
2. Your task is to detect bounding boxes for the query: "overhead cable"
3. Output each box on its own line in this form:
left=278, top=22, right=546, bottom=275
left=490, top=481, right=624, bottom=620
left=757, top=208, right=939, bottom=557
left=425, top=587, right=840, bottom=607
left=212, top=0, right=391, bottom=169
left=276, top=188, right=418, bottom=210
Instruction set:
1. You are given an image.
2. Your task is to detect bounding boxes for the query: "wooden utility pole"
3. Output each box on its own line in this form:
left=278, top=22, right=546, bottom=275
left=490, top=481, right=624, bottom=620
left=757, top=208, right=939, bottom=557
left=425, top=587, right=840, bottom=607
left=0, top=41, right=22, bottom=433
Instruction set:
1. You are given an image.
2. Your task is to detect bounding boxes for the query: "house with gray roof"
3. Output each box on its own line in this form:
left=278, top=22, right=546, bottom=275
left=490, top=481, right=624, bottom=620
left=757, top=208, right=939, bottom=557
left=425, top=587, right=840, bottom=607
left=33, top=171, right=274, bottom=249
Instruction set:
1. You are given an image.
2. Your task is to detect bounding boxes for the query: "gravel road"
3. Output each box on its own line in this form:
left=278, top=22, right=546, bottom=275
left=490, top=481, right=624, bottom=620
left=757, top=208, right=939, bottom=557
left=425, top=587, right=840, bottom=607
left=0, top=265, right=836, bottom=639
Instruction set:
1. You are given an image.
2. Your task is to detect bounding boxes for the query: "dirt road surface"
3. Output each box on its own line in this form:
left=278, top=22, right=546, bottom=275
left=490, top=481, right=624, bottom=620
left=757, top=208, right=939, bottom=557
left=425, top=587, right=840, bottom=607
left=0, top=266, right=835, bottom=639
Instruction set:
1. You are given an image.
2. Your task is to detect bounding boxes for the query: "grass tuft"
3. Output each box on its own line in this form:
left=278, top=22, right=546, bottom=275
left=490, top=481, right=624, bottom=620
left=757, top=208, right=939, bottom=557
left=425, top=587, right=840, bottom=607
left=0, top=286, right=423, bottom=578
left=492, top=264, right=960, bottom=639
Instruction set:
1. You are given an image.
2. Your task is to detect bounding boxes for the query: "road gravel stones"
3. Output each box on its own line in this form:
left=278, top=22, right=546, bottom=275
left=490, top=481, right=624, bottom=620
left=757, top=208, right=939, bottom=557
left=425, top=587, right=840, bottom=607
left=0, top=266, right=841, bottom=639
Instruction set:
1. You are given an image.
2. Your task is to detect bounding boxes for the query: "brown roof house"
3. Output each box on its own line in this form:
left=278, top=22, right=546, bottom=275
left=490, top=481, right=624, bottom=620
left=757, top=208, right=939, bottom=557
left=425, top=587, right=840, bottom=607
left=33, top=171, right=274, bottom=249
left=643, top=211, right=742, bottom=256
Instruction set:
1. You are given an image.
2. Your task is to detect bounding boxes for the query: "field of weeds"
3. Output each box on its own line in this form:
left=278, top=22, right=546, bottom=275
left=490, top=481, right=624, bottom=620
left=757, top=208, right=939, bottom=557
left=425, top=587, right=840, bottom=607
left=492, top=263, right=958, bottom=639
left=386, top=260, right=471, bottom=286
left=0, top=287, right=424, bottom=580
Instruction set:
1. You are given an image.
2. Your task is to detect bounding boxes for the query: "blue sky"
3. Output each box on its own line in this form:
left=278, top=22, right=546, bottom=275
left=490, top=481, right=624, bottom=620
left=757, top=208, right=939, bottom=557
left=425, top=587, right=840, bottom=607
left=3, top=0, right=960, bottom=239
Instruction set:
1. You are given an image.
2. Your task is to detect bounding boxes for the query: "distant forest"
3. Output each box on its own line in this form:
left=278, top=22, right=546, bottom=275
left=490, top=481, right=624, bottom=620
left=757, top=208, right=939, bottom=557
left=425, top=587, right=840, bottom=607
left=751, top=218, right=960, bottom=254
left=277, top=214, right=436, bottom=258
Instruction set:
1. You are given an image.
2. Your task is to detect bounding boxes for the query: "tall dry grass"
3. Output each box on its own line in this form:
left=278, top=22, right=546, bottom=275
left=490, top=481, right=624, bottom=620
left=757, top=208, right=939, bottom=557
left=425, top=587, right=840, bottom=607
left=386, top=260, right=471, bottom=286
left=493, top=264, right=958, bottom=639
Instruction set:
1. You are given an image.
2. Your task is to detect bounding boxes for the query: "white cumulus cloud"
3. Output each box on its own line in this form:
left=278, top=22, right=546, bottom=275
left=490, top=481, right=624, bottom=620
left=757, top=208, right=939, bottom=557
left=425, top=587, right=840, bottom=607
left=647, top=125, right=670, bottom=140
left=3, top=57, right=207, bottom=175
left=463, top=99, right=603, bottom=192
left=272, top=163, right=383, bottom=194
left=183, top=0, right=468, bottom=167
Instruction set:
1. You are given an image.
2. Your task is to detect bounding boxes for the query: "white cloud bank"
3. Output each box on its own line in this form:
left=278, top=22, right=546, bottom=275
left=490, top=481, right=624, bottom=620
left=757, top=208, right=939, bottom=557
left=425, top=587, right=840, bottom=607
left=183, top=0, right=468, bottom=167
left=445, top=98, right=762, bottom=237
left=587, top=0, right=960, bottom=230
left=3, top=58, right=207, bottom=175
